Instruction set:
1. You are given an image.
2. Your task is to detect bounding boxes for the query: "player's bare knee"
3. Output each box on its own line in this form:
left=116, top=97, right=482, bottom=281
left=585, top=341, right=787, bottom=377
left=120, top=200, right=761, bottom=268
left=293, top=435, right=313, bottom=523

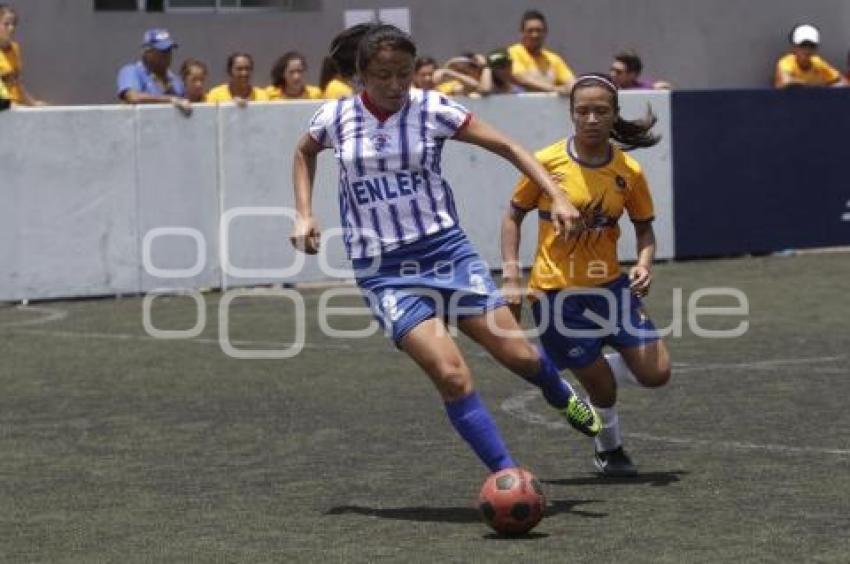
left=432, top=359, right=473, bottom=400
left=639, top=364, right=671, bottom=388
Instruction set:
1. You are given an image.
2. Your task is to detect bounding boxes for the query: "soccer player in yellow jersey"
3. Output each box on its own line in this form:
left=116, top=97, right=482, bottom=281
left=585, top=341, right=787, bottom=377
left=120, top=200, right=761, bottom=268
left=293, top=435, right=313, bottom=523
left=207, top=53, right=269, bottom=104
left=266, top=52, right=323, bottom=101
left=508, top=10, right=575, bottom=95
left=502, top=73, right=672, bottom=477
left=0, top=4, right=43, bottom=106
left=774, top=24, right=846, bottom=88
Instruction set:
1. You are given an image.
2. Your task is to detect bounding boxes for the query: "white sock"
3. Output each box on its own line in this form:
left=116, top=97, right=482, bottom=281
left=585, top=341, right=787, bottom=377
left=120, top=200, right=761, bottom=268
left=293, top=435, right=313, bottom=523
left=592, top=403, right=622, bottom=453
left=605, top=352, right=640, bottom=388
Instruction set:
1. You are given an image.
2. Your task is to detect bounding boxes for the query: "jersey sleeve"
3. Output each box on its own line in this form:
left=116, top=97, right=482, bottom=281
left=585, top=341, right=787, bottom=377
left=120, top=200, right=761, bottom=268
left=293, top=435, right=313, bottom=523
left=510, top=174, right=543, bottom=212
left=552, top=54, right=575, bottom=85
left=817, top=58, right=842, bottom=84
left=625, top=170, right=655, bottom=222
left=116, top=64, right=143, bottom=98
left=431, top=93, right=472, bottom=138
left=307, top=101, right=336, bottom=149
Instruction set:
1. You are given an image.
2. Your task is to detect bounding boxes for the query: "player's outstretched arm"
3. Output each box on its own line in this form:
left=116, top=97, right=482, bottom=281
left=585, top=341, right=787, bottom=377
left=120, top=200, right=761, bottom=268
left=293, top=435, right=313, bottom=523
left=501, top=205, right=528, bottom=321
left=454, top=117, right=579, bottom=237
left=290, top=133, right=323, bottom=254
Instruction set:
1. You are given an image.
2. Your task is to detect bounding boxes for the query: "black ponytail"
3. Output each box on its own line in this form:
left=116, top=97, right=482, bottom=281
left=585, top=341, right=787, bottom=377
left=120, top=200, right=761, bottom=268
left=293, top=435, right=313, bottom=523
left=570, top=73, right=661, bottom=151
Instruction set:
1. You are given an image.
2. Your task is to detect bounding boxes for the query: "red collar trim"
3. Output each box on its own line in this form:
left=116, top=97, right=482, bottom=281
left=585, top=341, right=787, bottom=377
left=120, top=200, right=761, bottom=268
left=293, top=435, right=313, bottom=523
left=360, top=91, right=403, bottom=122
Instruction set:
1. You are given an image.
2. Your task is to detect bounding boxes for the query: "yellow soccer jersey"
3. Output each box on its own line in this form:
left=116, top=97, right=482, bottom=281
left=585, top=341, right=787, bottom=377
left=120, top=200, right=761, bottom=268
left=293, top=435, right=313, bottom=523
left=206, top=84, right=270, bottom=103
left=0, top=41, right=23, bottom=103
left=775, top=53, right=841, bottom=86
left=507, top=42, right=574, bottom=86
left=322, top=78, right=355, bottom=99
left=512, top=139, right=654, bottom=291
left=265, top=84, right=323, bottom=100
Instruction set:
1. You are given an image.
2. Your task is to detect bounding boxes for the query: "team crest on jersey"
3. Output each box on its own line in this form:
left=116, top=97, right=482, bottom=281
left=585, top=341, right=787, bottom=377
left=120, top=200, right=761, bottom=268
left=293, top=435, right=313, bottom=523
left=370, top=132, right=392, bottom=153
left=615, top=175, right=627, bottom=190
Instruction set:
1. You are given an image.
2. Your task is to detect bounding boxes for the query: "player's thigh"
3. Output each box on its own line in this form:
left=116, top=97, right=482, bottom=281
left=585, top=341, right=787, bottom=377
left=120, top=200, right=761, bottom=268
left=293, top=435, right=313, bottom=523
left=615, top=339, right=671, bottom=388
left=400, top=317, right=473, bottom=401
left=570, top=355, right=618, bottom=407
left=457, top=305, right=539, bottom=379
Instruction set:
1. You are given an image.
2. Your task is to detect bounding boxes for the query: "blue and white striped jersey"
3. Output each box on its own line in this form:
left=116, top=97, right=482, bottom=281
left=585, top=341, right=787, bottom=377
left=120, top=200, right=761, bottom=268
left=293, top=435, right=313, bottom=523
left=308, top=88, right=472, bottom=259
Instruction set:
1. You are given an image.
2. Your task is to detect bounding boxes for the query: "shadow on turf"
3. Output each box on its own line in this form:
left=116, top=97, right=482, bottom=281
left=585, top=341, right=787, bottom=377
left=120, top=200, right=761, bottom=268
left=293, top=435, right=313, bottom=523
left=326, top=498, right=605, bottom=529
left=543, top=470, right=688, bottom=488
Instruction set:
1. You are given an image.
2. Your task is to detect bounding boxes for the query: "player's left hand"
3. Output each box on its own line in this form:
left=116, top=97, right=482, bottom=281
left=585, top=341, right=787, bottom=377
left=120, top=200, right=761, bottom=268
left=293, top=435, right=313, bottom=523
left=629, top=264, right=652, bottom=297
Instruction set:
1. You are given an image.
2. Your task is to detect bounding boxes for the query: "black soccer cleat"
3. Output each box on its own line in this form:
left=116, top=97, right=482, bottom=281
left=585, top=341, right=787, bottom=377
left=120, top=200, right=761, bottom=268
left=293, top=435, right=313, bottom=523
left=594, top=446, right=638, bottom=478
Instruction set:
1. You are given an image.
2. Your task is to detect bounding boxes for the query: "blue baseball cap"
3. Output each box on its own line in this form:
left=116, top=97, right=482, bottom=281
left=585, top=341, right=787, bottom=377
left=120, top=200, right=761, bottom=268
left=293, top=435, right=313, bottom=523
left=142, top=28, right=177, bottom=51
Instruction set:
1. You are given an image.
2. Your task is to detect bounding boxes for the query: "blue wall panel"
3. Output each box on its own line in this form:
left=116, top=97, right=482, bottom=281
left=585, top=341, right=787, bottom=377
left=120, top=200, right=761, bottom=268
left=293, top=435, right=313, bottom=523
left=671, top=89, right=850, bottom=258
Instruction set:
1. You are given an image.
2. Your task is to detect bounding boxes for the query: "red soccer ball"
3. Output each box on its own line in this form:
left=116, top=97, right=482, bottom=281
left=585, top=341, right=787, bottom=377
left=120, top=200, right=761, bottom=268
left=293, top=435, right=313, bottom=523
left=477, top=467, right=546, bottom=535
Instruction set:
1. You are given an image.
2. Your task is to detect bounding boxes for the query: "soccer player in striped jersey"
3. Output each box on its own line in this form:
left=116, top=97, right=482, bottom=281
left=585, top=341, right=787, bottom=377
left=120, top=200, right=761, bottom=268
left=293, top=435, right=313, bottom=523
left=502, top=74, right=672, bottom=477
left=290, top=24, right=601, bottom=475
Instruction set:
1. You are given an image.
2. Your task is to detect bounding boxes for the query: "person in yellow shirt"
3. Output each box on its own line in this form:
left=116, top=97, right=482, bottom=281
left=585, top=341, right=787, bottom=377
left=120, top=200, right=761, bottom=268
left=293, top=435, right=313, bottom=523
left=774, top=24, right=846, bottom=88
left=0, top=76, right=9, bottom=110
left=207, top=52, right=269, bottom=104
left=502, top=73, right=671, bottom=477
left=266, top=51, right=323, bottom=101
left=434, top=53, right=491, bottom=97
left=318, top=55, right=355, bottom=99
left=0, top=4, right=43, bottom=106
left=507, top=9, right=575, bottom=95
left=180, top=58, right=208, bottom=103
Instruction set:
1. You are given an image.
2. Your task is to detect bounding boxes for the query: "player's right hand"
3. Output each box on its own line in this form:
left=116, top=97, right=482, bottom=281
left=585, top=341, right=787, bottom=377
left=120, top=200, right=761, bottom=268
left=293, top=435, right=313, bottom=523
left=501, top=276, right=524, bottom=323
left=289, top=216, right=321, bottom=254
left=550, top=197, right=582, bottom=239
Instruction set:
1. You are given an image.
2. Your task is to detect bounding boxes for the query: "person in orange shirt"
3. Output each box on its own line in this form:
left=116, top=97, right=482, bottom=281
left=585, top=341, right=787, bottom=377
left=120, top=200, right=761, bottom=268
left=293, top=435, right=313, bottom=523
left=180, top=58, right=208, bottom=103
left=0, top=4, right=44, bottom=106
left=507, top=9, right=575, bottom=95
left=207, top=52, right=269, bottom=105
left=774, top=24, right=846, bottom=88
left=502, top=73, right=671, bottom=477
left=266, top=51, right=323, bottom=101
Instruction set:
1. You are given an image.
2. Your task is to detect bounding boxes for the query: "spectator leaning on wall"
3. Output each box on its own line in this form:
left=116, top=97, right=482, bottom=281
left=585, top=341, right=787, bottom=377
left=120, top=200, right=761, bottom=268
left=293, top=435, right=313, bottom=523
left=0, top=4, right=44, bottom=106
left=117, top=28, right=192, bottom=115
left=180, top=58, right=208, bottom=103
left=774, top=24, right=846, bottom=88
left=609, top=50, right=671, bottom=90
left=507, top=9, right=575, bottom=94
left=206, top=52, right=269, bottom=106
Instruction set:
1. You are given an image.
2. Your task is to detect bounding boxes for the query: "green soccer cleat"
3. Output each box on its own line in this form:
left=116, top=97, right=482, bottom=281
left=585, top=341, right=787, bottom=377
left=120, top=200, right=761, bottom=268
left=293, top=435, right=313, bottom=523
left=561, top=395, right=601, bottom=437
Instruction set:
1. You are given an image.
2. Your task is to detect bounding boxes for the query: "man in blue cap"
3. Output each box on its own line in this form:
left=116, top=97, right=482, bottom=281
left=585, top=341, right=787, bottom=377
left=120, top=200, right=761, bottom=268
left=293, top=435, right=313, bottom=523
left=117, top=28, right=192, bottom=114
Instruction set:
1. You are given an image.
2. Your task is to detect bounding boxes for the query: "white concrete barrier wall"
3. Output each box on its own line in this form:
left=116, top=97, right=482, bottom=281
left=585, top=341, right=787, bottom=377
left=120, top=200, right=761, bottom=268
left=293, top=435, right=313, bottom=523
left=0, top=93, right=673, bottom=301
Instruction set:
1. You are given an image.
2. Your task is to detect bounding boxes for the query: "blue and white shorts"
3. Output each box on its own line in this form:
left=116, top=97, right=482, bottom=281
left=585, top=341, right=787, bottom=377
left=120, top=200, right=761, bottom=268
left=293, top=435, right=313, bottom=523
left=531, top=275, right=660, bottom=369
left=353, top=227, right=507, bottom=345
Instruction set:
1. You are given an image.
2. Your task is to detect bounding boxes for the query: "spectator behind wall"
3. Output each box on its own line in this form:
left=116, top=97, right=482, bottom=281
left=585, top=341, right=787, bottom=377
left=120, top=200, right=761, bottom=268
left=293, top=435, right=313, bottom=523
left=435, top=52, right=490, bottom=97
left=319, top=56, right=354, bottom=99
left=413, top=56, right=438, bottom=90
left=0, top=4, right=44, bottom=106
left=207, top=52, right=269, bottom=105
left=180, top=59, right=208, bottom=103
left=609, top=51, right=671, bottom=90
left=774, top=24, right=846, bottom=88
left=117, top=28, right=191, bottom=115
left=486, top=49, right=524, bottom=94
left=508, top=9, right=575, bottom=94
left=266, top=52, right=323, bottom=100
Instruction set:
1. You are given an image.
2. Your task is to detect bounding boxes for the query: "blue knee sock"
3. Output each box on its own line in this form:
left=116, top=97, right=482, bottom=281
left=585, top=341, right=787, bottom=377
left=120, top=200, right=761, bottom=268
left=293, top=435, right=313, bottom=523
left=528, top=346, right=574, bottom=410
left=445, top=392, right=516, bottom=472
